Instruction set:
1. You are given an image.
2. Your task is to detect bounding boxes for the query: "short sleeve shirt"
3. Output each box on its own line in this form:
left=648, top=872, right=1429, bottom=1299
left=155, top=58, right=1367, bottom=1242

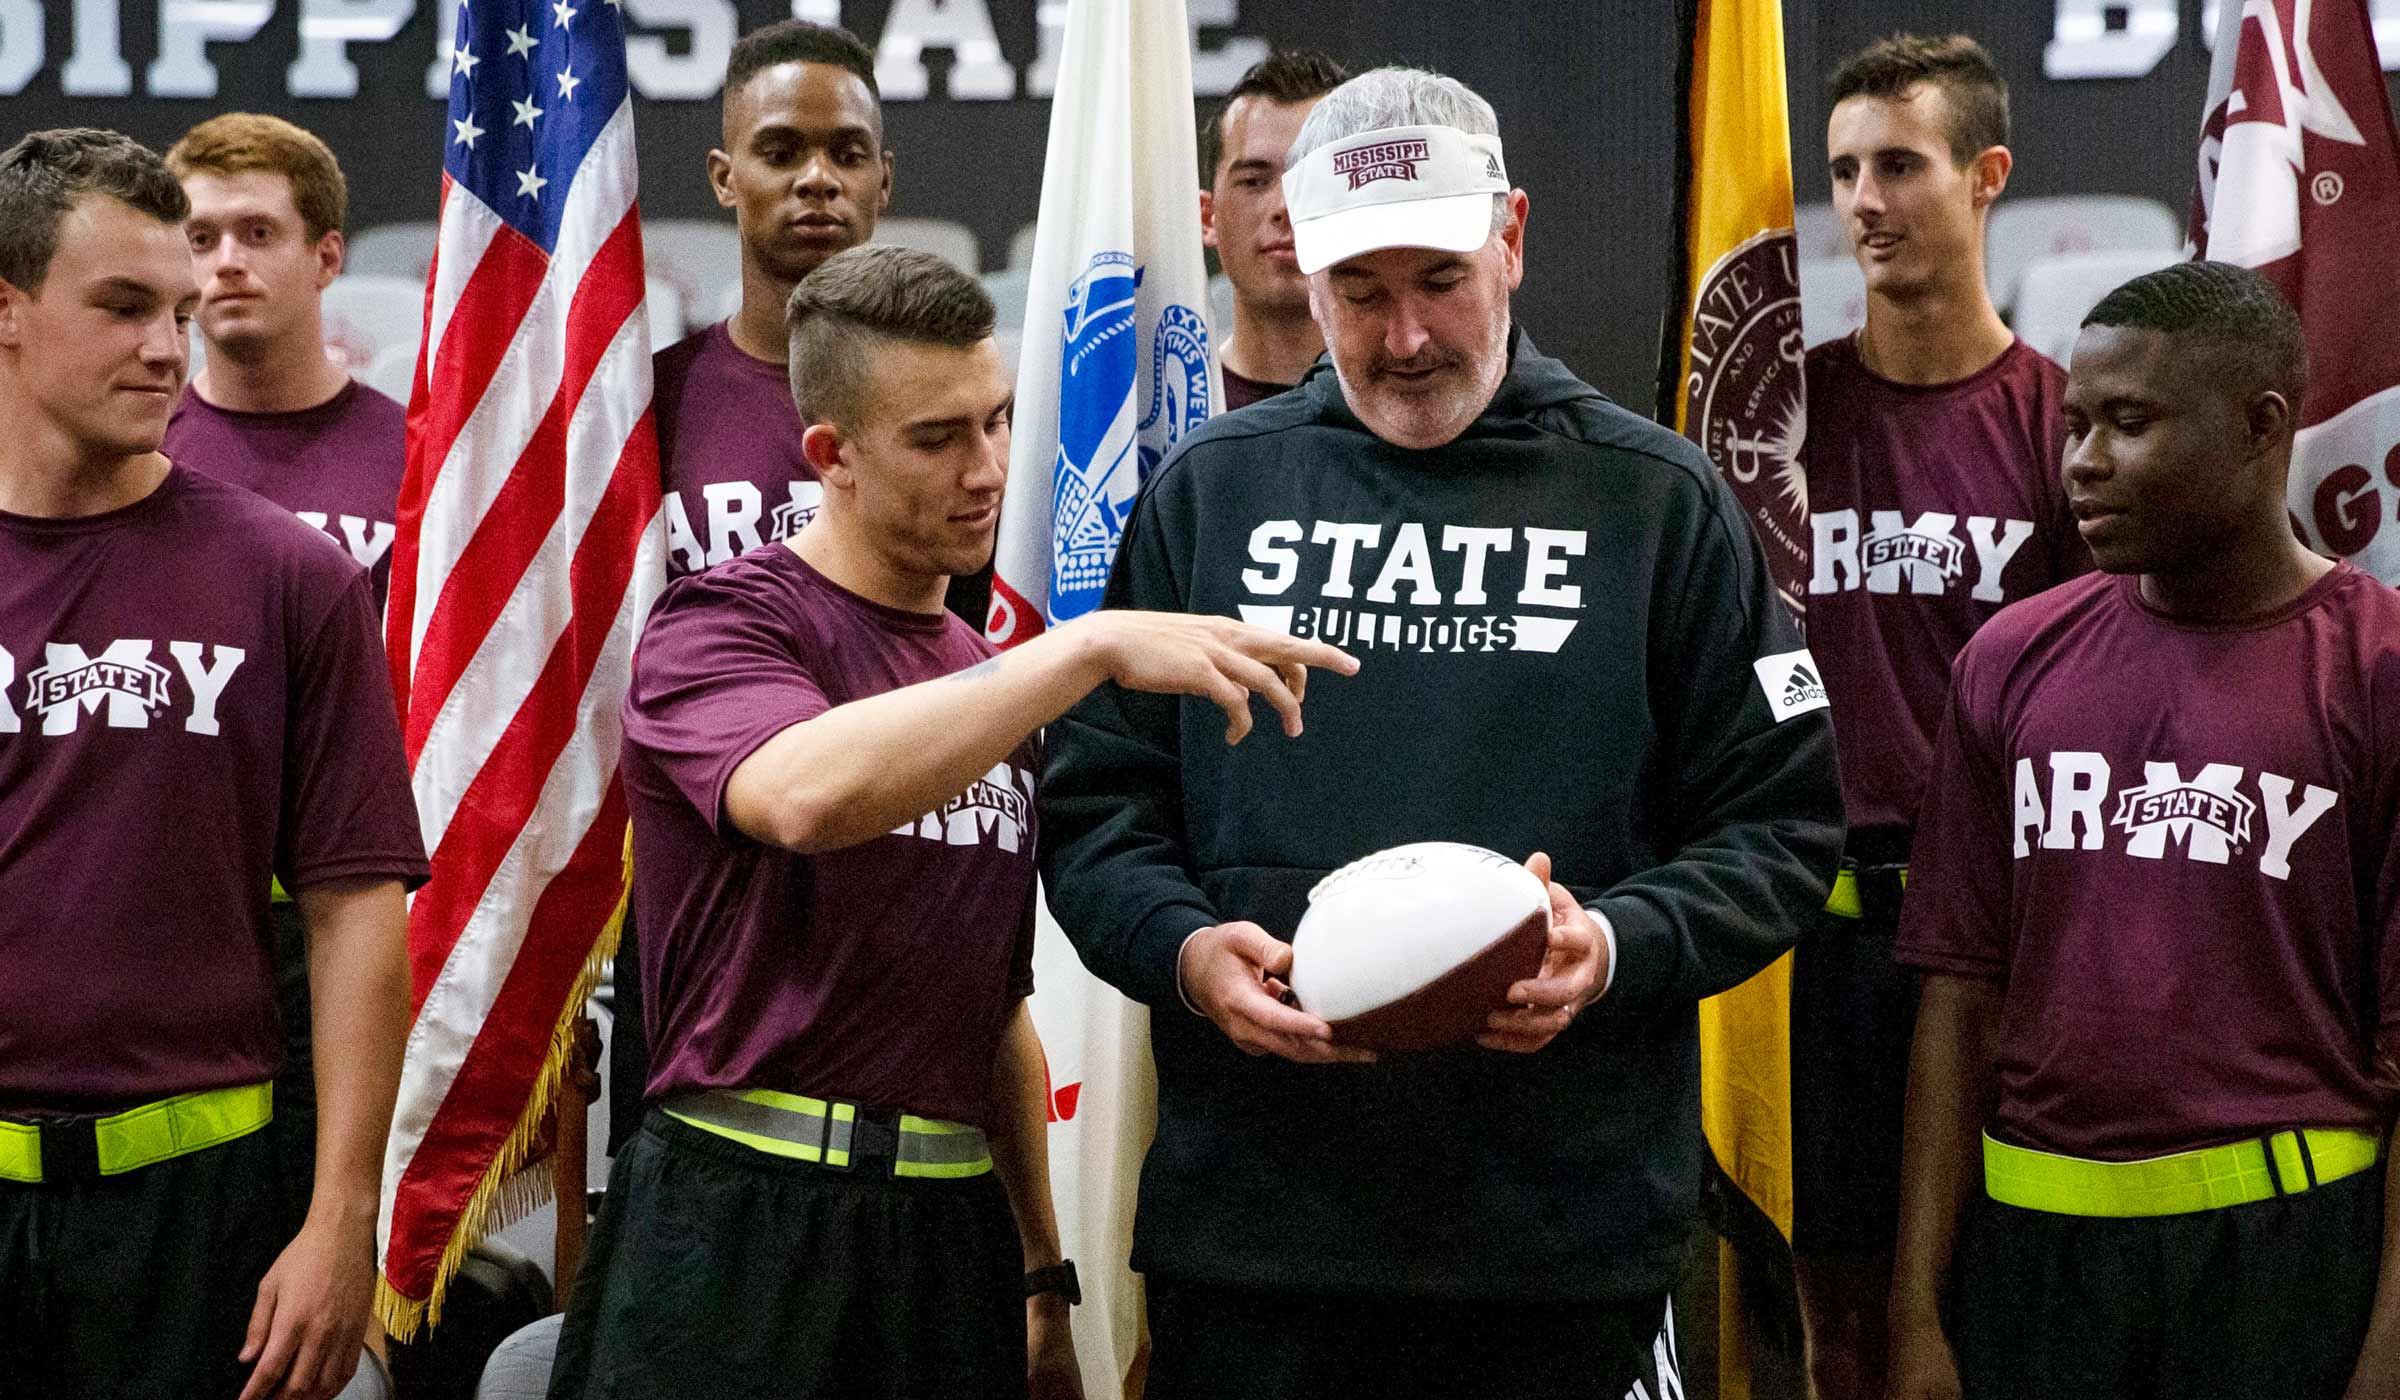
left=163, top=379, right=408, bottom=608
left=1801, top=337, right=2089, bottom=832
left=0, top=468, right=429, bottom=1115
left=621, top=546, right=1037, bottom=1127
left=654, top=322, right=821, bottom=580
left=1897, top=565, right=2400, bottom=1159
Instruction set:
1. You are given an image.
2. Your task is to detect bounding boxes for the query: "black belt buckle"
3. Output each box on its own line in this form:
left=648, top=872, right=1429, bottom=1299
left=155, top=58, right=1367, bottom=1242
left=28, top=1115, right=102, bottom=1186
left=1855, top=862, right=1909, bottom=922
left=845, top=1109, right=902, bottom=1177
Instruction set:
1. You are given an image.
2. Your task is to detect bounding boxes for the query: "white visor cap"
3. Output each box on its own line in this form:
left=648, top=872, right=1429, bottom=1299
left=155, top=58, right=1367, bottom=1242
left=1282, top=123, right=1510, bottom=276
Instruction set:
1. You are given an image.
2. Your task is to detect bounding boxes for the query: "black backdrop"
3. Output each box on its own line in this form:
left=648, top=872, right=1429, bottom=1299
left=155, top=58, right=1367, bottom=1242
left=7, top=1, right=2396, bottom=404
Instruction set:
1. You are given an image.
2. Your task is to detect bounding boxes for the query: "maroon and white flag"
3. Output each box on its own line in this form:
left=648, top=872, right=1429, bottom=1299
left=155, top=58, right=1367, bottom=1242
left=2190, top=0, right=2400, bottom=581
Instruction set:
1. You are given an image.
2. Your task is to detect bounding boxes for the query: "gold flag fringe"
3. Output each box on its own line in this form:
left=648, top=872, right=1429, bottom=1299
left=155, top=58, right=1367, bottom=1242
left=374, top=831, right=634, bottom=1343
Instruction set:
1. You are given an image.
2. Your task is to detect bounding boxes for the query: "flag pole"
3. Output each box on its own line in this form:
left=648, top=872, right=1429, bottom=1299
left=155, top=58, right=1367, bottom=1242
left=1655, top=0, right=1702, bottom=429
left=550, top=1012, right=600, bottom=1307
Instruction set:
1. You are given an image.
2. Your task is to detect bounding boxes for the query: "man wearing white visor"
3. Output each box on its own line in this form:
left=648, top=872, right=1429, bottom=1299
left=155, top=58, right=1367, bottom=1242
left=1040, top=67, right=1843, bottom=1398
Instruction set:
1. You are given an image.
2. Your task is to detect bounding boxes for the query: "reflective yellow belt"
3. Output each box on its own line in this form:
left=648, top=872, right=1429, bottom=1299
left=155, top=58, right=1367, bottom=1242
left=663, top=1088, right=991, bottom=1180
left=1985, top=1127, right=2383, bottom=1218
left=1826, top=867, right=1862, bottom=917
left=1825, top=864, right=1907, bottom=918
left=0, top=1082, right=275, bottom=1185
left=271, top=876, right=292, bottom=905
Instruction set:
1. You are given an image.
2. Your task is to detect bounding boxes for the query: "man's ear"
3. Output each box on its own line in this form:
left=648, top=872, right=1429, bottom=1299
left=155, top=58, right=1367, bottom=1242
left=878, top=148, right=895, bottom=215
left=1499, top=189, right=1529, bottom=292
left=317, top=229, right=345, bottom=288
left=2247, top=386, right=2295, bottom=460
left=802, top=420, right=848, bottom=483
left=706, top=148, right=736, bottom=210
left=1970, top=145, right=2013, bottom=211
left=1199, top=189, right=1217, bottom=251
left=0, top=278, right=23, bottom=350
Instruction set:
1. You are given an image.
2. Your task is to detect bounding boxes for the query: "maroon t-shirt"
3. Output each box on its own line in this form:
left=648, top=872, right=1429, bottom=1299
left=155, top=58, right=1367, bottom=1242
left=654, top=321, right=821, bottom=580
left=1220, top=363, right=1295, bottom=412
left=162, top=379, right=407, bottom=608
left=0, top=467, right=428, bottom=1115
left=1898, top=565, right=2400, bottom=1160
left=621, top=546, right=1037, bottom=1127
left=1802, top=336, right=2089, bottom=832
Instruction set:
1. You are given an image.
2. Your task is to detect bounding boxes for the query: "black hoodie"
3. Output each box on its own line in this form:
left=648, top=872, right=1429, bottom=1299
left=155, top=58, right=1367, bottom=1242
left=1039, top=332, right=1843, bottom=1303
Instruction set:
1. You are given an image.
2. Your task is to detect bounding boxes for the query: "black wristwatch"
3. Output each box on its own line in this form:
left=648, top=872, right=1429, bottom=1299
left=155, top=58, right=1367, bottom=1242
left=1023, top=1260, right=1081, bottom=1305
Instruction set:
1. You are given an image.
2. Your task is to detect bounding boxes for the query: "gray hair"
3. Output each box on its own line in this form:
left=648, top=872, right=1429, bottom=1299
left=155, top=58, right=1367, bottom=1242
left=1288, top=67, right=1510, bottom=234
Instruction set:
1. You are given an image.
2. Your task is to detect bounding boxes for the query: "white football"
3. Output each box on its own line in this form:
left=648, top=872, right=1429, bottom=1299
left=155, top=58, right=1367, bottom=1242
left=1287, top=842, right=1551, bottom=1052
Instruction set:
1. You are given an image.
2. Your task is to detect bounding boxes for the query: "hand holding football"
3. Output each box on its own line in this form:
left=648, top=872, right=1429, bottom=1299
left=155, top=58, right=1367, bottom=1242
left=1287, top=842, right=1554, bottom=1052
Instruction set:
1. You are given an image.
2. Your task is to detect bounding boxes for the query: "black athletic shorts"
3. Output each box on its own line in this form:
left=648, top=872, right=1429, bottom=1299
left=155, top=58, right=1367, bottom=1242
left=1143, top=1276, right=1682, bottom=1399
left=1791, top=828, right=1917, bottom=1257
left=604, top=911, right=649, bottom=1158
left=549, top=1110, right=1026, bottom=1400
left=0, top=1123, right=289, bottom=1399
left=1951, top=1165, right=2383, bottom=1399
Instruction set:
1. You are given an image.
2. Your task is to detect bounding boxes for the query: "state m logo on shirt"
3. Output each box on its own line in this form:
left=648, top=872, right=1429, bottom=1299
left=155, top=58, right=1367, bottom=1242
left=1810, top=508, right=2035, bottom=602
left=2011, top=751, right=2340, bottom=881
left=894, top=761, right=1035, bottom=852
left=0, top=639, right=247, bottom=737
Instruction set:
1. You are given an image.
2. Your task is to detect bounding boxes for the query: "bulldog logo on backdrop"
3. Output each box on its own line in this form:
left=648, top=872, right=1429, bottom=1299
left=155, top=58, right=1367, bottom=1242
left=1048, top=249, right=1210, bottom=623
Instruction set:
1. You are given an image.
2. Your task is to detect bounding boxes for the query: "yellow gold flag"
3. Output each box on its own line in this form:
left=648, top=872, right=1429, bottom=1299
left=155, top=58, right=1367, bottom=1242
left=1655, top=1, right=1808, bottom=1393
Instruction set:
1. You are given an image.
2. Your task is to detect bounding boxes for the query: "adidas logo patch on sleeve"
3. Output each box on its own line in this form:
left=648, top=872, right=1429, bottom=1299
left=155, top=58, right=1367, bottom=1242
left=1752, top=649, right=1830, bottom=723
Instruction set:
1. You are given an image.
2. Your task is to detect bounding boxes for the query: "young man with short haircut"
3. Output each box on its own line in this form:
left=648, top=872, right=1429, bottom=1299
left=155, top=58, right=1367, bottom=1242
left=163, top=112, right=404, bottom=603
left=548, top=245, right=1352, bottom=1400
left=1889, top=260, right=2400, bottom=1400
left=611, top=18, right=898, bottom=1157
left=160, top=112, right=408, bottom=1231
left=1198, top=48, right=1348, bottom=409
left=0, top=127, right=424, bottom=1400
left=1787, top=37, right=2089, bottom=1397
left=654, top=18, right=888, bottom=583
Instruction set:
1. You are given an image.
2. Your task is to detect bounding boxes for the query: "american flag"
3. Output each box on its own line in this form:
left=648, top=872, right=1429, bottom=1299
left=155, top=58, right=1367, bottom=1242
left=374, top=0, right=665, bottom=1336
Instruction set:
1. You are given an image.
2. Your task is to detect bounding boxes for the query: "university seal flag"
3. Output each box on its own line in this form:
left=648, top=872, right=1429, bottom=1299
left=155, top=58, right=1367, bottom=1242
left=375, top=0, right=666, bottom=1337
left=2191, top=0, right=2400, bottom=583
left=1656, top=0, right=1807, bottom=1392
left=988, top=0, right=1215, bottom=1390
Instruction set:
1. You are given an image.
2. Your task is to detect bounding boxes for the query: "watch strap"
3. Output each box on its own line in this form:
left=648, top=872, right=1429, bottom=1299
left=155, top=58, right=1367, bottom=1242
left=1023, top=1260, right=1081, bottom=1305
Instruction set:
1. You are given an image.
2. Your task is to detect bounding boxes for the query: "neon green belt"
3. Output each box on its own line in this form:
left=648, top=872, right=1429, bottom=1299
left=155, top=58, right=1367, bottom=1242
left=663, top=1088, right=992, bottom=1180
left=271, top=876, right=291, bottom=905
left=0, top=1082, right=275, bottom=1185
left=1985, top=1127, right=2383, bottom=1218
left=1824, top=864, right=1907, bottom=918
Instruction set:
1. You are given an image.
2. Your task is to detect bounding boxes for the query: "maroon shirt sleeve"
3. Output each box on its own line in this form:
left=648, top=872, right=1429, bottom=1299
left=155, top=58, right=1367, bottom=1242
left=1895, top=633, right=2014, bottom=981
left=624, top=576, right=828, bottom=840
left=1006, top=894, right=1038, bottom=1003
left=278, top=569, right=430, bottom=891
left=2377, top=649, right=2400, bottom=1094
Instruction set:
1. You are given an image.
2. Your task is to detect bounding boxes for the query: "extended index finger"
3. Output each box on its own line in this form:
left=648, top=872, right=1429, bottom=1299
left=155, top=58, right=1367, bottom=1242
left=1230, top=628, right=1358, bottom=677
